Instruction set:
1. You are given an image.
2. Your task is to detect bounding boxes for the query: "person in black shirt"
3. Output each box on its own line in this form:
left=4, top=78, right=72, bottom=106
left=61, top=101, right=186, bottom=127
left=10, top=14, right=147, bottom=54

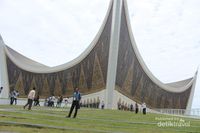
left=10, top=90, right=14, bottom=105
left=0, top=87, right=3, bottom=94
left=34, top=95, right=40, bottom=106
left=135, top=102, right=139, bottom=114
left=67, top=88, right=81, bottom=118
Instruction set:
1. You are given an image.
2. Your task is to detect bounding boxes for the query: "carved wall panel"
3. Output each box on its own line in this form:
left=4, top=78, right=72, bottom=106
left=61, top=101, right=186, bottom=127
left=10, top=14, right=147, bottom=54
left=115, top=3, right=192, bottom=109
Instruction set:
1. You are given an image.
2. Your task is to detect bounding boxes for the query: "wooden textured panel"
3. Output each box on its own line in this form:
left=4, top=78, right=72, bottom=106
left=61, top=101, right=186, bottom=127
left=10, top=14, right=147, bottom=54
left=115, top=2, right=192, bottom=109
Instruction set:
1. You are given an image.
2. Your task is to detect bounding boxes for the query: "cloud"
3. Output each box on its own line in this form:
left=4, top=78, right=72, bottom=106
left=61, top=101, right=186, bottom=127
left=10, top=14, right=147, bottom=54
left=0, top=0, right=109, bottom=66
left=0, top=0, right=200, bottom=108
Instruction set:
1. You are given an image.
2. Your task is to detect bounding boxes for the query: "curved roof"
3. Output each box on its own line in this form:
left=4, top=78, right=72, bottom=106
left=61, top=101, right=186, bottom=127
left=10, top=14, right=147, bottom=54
left=123, top=0, right=196, bottom=93
left=0, top=0, right=196, bottom=93
left=5, top=45, right=49, bottom=68
left=2, top=0, right=113, bottom=74
left=166, top=78, right=193, bottom=88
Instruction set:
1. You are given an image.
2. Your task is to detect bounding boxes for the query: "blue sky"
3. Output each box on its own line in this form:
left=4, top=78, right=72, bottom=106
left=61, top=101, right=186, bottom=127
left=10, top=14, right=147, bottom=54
left=0, top=0, right=200, bottom=108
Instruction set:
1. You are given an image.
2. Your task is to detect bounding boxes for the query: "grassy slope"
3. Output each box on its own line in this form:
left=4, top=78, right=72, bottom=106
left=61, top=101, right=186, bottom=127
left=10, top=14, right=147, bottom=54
left=0, top=105, right=199, bottom=133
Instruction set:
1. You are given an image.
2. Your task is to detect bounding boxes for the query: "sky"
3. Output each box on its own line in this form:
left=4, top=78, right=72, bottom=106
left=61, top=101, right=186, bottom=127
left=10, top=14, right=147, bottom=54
left=0, top=0, right=200, bottom=109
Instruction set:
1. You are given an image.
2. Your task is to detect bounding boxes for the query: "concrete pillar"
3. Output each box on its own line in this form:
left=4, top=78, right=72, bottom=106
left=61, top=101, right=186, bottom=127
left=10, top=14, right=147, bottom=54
left=185, top=70, right=198, bottom=115
left=105, top=0, right=122, bottom=109
left=0, top=35, right=9, bottom=98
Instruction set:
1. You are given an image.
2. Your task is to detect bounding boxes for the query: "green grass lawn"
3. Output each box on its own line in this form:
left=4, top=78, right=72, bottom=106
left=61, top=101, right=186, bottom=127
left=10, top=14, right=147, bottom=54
left=0, top=105, right=199, bottom=133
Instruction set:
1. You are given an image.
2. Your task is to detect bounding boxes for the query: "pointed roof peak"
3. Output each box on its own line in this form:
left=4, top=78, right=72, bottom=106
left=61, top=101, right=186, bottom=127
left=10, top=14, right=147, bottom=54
left=195, top=65, right=199, bottom=75
left=0, top=34, right=5, bottom=44
left=0, top=34, right=3, bottom=41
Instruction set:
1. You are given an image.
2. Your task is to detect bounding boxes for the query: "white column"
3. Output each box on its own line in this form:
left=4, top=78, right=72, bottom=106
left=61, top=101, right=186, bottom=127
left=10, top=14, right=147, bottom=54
left=186, top=70, right=198, bottom=114
left=105, top=0, right=122, bottom=109
left=0, top=35, right=9, bottom=98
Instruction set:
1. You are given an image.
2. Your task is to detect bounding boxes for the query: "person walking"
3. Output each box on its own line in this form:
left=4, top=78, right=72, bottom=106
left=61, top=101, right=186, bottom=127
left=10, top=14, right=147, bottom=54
left=24, top=88, right=36, bottom=110
left=13, top=90, right=19, bottom=105
left=130, top=104, right=133, bottom=112
left=0, top=87, right=3, bottom=94
left=56, top=95, right=63, bottom=108
left=10, top=90, right=15, bottom=105
left=63, top=97, right=69, bottom=108
left=101, top=101, right=105, bottom=109
left=135, top=102, right=139, bottom=114
left=142, top=102, right=147, bottom=115
left=67, top=88, right=81, bottom=118
left=34, top=94, right=40, bottom=106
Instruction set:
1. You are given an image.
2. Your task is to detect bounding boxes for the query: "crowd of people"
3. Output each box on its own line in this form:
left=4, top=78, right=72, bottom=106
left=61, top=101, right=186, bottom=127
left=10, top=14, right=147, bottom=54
left=5, top=86, right=147, bottom=118
left=81, top=101, right=100, bottom=109
left=118, top=102, right=147, bottom=114
left=44, top=95, right=67, bottom=107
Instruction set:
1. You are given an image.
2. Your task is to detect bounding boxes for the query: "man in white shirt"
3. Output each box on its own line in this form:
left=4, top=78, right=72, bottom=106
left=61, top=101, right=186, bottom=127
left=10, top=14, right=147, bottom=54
left=13, top=90, right=19, bottom=105
left=63, top=97, right=69, bottom=108
left=24, top=88, right=36, bottom=110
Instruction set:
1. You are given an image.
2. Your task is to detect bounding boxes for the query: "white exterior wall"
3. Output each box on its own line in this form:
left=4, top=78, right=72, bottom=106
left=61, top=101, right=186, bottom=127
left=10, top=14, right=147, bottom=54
left=79, top=88, right=143, bottom=110
left=81, top=90, right=105, bottom=102
left=0, top=36, right=9, bottom=99
left=186, top=71, right=198, bottom=112
left=114, top=90, right=135, bottom=108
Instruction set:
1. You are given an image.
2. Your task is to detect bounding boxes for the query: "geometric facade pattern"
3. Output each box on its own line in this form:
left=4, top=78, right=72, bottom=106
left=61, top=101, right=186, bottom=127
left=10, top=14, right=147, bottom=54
left=115, top=3, right=193, bottom=109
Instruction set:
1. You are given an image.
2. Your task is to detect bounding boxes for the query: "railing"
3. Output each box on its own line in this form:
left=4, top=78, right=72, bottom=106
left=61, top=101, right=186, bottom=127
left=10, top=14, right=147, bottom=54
left=151, top=108, right=200, bottom=118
